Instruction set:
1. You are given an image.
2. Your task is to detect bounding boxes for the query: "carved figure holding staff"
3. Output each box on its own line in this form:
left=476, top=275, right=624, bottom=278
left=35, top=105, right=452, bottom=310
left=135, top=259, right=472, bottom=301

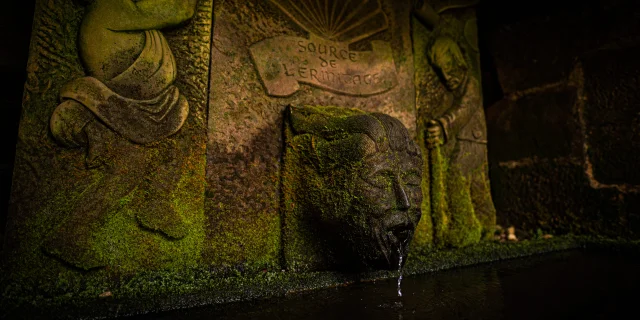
left=413, top=0, right=496, bottom=248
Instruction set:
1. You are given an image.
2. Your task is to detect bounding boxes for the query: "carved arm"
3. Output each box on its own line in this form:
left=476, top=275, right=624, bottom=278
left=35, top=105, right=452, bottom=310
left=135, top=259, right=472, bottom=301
left=412, top=0, right=440, bottom=29
left=436, top=77, right=480, bottom=143
left=99, top=0, right=198, bottom=31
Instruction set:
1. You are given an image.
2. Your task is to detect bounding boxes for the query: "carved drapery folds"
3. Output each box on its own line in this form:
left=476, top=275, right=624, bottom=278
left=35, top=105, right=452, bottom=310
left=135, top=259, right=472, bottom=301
left=5, top=0, right=210, bottom=272
left=4, top=0, right=496, bottom=292
left=412, top=0, right=497, bottom=250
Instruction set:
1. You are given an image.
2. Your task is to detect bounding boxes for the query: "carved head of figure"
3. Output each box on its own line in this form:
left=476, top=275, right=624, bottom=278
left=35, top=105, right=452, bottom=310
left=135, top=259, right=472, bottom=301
left=287, top=106, right=423, bottom=270
left=428, top=36, right=468, bottom=91
left=76, top=0, right=139, bottom=4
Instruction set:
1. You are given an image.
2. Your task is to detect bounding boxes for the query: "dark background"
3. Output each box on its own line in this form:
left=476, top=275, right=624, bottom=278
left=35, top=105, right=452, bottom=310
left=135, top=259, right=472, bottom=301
left=479, top=0, right=640, bottom=238
left=0, top=1, right=36, bottom=245
left=1, top=0, right=639, bottom=244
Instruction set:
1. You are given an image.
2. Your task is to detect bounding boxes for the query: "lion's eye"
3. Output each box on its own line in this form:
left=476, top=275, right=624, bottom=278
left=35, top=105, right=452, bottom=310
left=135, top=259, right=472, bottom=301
left=363, top=170, right=393, bottom=189
left=402, top=171, right=421, bottom=187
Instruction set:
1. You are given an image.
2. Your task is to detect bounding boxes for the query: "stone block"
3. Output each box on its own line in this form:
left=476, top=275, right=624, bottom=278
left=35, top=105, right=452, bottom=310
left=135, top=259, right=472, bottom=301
left=491, top=160, right=632, bottom=238
left=484, top=0, right=640, bottom=93
left=582, top=45, right=640, bottom=186
left=487, top=17, right=586, bottom=92
left=486, top=89, right=580, bottom=163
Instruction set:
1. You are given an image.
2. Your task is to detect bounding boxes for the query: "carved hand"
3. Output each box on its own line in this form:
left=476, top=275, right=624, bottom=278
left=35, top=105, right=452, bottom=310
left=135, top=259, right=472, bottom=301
left=425, top=120, right=444, bottom=149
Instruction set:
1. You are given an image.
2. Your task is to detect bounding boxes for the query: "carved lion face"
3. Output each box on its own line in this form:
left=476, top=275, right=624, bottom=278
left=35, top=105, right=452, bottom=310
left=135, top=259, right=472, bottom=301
left=346, top=142, right=422, bottom=269
left=289, top=106, right=423, bottom=271
left=310, top=113, right=422, bottom=270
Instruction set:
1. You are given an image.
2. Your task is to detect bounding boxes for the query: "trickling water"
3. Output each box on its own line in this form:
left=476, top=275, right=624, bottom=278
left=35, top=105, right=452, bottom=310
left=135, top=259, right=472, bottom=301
left=123, top=250, right=640, bottom=320
left=397, top=247, right=403, bottom=297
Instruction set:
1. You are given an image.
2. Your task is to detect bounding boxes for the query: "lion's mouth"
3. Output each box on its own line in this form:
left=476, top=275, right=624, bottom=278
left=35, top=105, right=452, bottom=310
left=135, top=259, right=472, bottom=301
left=375, top=212, right=414, bottom=269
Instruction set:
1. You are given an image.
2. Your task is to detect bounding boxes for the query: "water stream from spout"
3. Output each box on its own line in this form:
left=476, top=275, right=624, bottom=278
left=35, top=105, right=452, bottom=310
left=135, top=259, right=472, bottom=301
left=397, top=246, right=403, bottom=297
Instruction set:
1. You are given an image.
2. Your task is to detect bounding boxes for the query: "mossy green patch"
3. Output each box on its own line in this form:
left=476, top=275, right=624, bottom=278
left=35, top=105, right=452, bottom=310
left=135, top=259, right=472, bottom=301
left=3, top=0, right=209, bottom=301
left=4, top=235, right=615, bottom=319
left=205, top=203, right=282, bottom=272
left=282, top=105, right=423, bottom=271
left=411, top=13, right=495, bottom=253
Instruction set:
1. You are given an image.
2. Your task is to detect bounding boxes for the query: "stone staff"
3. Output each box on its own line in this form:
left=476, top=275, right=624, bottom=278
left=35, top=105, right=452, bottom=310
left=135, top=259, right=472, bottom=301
left=426, top=120, right=448, bottom=247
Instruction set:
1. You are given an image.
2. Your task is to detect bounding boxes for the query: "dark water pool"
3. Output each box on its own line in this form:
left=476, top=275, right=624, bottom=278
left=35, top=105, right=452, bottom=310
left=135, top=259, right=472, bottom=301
left=132, top=250, right=640, bottom=319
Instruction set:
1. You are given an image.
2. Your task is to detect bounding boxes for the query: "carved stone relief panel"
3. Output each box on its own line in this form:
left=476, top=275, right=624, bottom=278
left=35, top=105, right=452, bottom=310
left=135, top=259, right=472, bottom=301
left=411, top=0, right=496, bottom=251
left=4, top=0, right=212, bottom=279
left=206, top=0, right=416, bottom=271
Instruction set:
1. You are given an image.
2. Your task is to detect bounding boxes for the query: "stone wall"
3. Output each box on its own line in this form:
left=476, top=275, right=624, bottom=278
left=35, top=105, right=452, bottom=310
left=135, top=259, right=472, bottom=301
left=1, top=0, right=638, bottom=316
left=479, top=0, right=640, bottom=238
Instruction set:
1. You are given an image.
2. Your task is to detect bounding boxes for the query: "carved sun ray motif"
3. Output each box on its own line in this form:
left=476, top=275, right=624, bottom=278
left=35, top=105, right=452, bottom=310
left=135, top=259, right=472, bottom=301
left=269, top=0, right=389, bottom=44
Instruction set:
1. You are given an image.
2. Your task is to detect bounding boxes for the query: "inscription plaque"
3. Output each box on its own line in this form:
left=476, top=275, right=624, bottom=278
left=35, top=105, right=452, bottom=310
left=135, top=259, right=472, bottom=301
left=250, top=0, right=399, bottom=96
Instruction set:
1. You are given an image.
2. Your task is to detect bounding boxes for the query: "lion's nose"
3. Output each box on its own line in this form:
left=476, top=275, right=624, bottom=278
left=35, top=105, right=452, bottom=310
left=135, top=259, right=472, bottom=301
left=384, top=212, right=412, bottom=244
left=393, top=179, right=410, bottom=210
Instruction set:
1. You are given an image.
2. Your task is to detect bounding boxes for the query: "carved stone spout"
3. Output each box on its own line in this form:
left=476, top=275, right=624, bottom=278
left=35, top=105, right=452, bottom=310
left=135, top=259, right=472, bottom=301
left=282, top=105, right=423, bottom=271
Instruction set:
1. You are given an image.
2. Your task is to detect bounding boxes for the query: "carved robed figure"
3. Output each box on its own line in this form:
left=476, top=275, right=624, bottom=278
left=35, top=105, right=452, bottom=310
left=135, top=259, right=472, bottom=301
left=413, top=0, right=497, bottom=248
left=45, top=0, right=199, bottom=269
left=425, top=36, right=496, bottom=246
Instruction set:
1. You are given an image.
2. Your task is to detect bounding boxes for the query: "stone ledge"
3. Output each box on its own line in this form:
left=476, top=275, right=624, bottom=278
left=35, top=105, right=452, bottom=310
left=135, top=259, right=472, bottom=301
left=2, top=235, right=613, bottom=320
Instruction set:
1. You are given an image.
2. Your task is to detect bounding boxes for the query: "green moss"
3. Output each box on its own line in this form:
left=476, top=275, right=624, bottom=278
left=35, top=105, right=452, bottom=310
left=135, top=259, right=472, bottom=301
left=411, top=122, right=434, bottom=253
left=282, top=106, right=370, bottom=271
left=5, top=235, right=617, bottom=319
left=411, top=15, right=495, bottom=253
left=205, top=202, right=282, bottom=272
left=411, top=16, right=436, bottom=254
left=282, top=105, right=428, bottom=271
left=3, top=1, right=217, bottom=296
left=202, top=159, right=282, bottom=273
left=442, top=165, right=482, bottom=247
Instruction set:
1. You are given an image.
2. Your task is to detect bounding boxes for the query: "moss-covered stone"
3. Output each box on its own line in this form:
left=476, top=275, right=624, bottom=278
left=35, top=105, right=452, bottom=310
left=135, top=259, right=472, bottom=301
left=203, top=0, right=417, bottom=273
left=3, top=235, right=619, bottom=319
left=2, top=0, right=211, bottom=298
left=282, top=105, right=423, bottom=272
left=412, top=6, right=495, bottom=252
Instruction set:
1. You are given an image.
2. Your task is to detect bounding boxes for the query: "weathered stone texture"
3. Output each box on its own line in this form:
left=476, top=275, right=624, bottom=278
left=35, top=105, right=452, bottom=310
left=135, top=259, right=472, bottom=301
left=412, top=6, right=496, bottom=251
left=206, top=0, right=416, bottom=271
left=4, top=0, right=212, bottom=277
left=486, top=89, right=581, bottom=163
left=282, top=105, right=422, bottom=272
left=482, top=0, right=640, bottom=238
left=491, top=161, right=631, bottom=237
left=582, top=45, right=640, bottom=185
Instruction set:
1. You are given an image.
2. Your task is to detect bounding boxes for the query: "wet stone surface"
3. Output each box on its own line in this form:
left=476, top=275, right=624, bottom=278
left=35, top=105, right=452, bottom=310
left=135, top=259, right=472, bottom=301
left=128, top=249, right=640, bottom=320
